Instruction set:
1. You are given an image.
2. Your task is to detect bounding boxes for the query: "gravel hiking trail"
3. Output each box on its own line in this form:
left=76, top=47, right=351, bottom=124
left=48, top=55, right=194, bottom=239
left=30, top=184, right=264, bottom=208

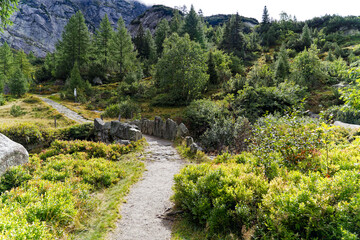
left=107, top=135, right=185, bottom=240
left=38, top=96, right=90, bottom=124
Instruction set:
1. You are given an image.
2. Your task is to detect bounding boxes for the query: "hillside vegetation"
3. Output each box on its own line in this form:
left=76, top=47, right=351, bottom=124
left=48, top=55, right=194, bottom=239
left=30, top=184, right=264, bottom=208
left=1, top=2, right=360, bottom=239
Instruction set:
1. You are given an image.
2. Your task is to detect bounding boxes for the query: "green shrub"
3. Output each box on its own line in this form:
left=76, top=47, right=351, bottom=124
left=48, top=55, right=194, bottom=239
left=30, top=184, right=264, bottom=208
left=0, top=165, right=32, bottom=193
left=322, top=105, right=360, bottom=125
left=103, top=99, right=141, bottom=119
left=183, top=99, right=222, bottom=137
left=256, top=170, right=360, bottom=239
left=174, top=163, right=268, bottom=235
left=200, top=117, right=252, bottom=153
left=0, top=94, right=5, bottom=106
left=10, top=105, right=26, bottom=117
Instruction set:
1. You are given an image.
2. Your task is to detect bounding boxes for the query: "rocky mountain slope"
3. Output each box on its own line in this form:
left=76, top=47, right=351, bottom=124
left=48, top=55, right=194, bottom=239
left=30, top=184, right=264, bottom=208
left=0, top=0, right=148, bottom=57
left=128, top=5, right=259, bottom=36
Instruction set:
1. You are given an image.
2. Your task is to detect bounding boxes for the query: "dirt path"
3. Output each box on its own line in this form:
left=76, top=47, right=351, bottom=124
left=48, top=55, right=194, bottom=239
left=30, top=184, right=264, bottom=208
left=107, top=135, right=184, bottom=240
left=37, top=96, right=90, bottom=124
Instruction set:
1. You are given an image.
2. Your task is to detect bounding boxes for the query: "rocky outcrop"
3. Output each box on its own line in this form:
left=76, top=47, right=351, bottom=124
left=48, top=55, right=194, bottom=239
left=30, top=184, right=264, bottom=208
left=131, top=117, right=189, bottom=141
left=0, top=134, right=29, bottom=176
left=128, top=5, right=177, bottom=36
left=94, top=118, right=142, bottom=144
left=0, top=0, right=148, bottom=57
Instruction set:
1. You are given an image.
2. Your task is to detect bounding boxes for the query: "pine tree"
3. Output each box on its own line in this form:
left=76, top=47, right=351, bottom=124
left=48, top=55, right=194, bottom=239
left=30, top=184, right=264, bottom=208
left=155, top=19, right=170, bottom=56
left=111, top=17, right=138, bottom=78
left=9, top=67, right=29, bottom=97
left=0, top=42, right=13, bottom=76
left=221, top=13, right=245, bottom=58
left=259, top=6, right=273, bottom=46
left=144, top=29, right=157, bottom=64
left=67, top=61, right=87, bottom=91
left=133, top=23, right=146, bottom=59
left=301, top=23, right=312, bottom=49
left=94, top=14, right=114, bottom=69
left=170, top=10, right=184, bottom=34
left=275, top=44, right=290, bottom=80
left=56, top=11, right=90, bottom=77
left=207, top=50, right=217, bottom=84
left=183, top=5, right=205, bottom=46
left=14, top=50, right=33, bottom=79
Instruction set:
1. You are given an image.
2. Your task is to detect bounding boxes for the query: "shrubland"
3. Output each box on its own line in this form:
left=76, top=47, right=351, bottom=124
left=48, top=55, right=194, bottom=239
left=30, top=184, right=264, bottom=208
left=0, top=138, right=145, bottom=239
left=173, top=113, right=360, bottom=239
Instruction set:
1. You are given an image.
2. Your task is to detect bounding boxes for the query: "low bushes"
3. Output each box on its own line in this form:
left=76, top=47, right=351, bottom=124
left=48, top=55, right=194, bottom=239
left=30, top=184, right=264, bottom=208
left=173, top=115, right=360, bottom=239
left=0, top=139, right=144, bottom=238
left=0, top=122, right=94, bottom=151
left=102, top=99, right=141, bottom=119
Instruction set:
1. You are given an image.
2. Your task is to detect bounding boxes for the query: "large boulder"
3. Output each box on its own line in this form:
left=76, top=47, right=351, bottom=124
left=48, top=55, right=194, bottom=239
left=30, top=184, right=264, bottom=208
left=0, top=134, right=29, bottom=176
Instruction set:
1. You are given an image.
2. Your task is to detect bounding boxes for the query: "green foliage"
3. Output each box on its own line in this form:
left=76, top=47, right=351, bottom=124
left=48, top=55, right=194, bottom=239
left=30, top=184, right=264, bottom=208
left=323, top=105, right=360, bottom=125
left=111, top=17, right=138, bottom=79
left=183, top=5, right=205, bottom=46
left=274, top=44, right=290, bottom=80
left=9, top=67, right=29, bottom=96
left=291, top=44, right=327, bottom=88
left=102, top=99, right=141, bottom=119
left=0, top=94, right=5, bottom=106
left=301, top=23, right=312, bottom=49
left=183, top=99, right=222, bottom=137
left=155, top=33, right=208, bottom=105
left=233, top=81, right=305, bottom=121
left=322, top=57, right=349, bottom=84
left=174, top=163, right=269, bottom=235
left=0, top=0, right=18, bottom=29
left=56, top=11, right=90, bottom=78
left=0, top=42, right=14, bottom=76
left=10, top=104, right=26, bottom=117
left=221, top=13, right=246, bottom=58
left=0, top=122, right=94, bottom=151
left=0, top=138, right=144, bottom=238
left=247, top=63, right=275, bottom=87
left=65, top=62, right=91, bottom=100
left=155, top=19, right=170, bottom=55
left=200, top=117, right=252, bottom=153
left=14, top=50, right=33, bottom=79
left=207, top=49, right=232, bottom=84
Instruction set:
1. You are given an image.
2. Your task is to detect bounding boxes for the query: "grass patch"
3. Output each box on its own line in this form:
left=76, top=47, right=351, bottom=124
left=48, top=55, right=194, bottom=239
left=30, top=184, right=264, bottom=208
left=74, top=151, right=145, bottom=239
left=0, top=95, right=75, bottom=128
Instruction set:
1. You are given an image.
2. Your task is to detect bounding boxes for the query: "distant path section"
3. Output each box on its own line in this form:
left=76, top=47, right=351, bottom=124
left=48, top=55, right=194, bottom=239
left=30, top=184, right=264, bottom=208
left=38, top=96, right=90, bottom=124
left=107, top=135, right=184, bottom=240
left=334, top=121, right=360, bottom=130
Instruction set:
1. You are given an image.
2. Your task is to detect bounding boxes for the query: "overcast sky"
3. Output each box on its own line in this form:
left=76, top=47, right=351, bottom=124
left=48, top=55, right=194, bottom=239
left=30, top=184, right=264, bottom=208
left=138, top=0, right=360, bottom=21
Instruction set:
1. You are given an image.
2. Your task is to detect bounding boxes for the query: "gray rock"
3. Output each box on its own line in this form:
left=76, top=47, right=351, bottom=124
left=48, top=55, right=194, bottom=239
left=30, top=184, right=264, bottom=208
left=190, top=143, right=203, bottom=154
left=94, top=118, right=105, bottom=130
left=177, top=123, right=189, bottom=138
left=93, top=77, right=103, bottom=85
left=154, top=116, right=164, bottom=138
left=116, top=140, right=131, bottom=145
left=129, top=128, right=142, bottom=142
left=0, top=134, right=29, bottom=176
left=0, top=0, right=148, bottom=57
left=163, top=118, right=178, bottom=140
left=185, top=136, right=194, bottom=148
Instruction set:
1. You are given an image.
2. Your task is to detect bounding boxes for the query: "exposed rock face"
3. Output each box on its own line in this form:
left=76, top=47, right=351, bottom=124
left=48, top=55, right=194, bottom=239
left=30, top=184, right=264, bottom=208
left=128, top=5, right=176, bottom=36
left=0, top=134, right=29, bottom=176
left=95, top=118, right=142, bottom=143
left=0, top=0, right=148, bottom=57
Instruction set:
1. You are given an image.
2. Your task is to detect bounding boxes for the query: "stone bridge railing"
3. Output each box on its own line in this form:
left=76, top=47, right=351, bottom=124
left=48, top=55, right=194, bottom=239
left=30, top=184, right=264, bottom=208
left=94, top=116, right=190, bottom=144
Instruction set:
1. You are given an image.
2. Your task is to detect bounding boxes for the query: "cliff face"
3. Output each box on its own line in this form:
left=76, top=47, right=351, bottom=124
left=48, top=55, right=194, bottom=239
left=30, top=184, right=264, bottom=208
left=0, top=0, right=148, bottom=57
left=128, top=5, right=176, bottom=36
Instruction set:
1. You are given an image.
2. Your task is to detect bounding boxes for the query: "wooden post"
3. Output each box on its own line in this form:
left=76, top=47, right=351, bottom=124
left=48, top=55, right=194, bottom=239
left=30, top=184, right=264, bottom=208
left=118, top=114, right=121, bottom=121
left=54, top=116, right=57, bottom=128
left=100, top=115, right=103, bottom=120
